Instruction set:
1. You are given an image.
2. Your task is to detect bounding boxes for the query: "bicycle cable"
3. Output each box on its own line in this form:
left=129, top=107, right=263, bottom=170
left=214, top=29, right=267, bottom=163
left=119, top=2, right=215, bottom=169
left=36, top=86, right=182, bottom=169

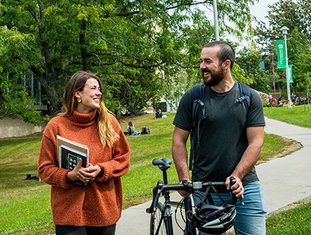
left=174, top=197, right=187, bottom=233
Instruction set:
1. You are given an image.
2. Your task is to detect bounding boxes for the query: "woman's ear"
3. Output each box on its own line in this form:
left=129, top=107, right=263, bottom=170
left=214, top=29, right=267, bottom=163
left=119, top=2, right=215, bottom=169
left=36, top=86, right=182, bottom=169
left=74, top=91, right=82, bottom=103
left=74, top=91, right=80, bottom=99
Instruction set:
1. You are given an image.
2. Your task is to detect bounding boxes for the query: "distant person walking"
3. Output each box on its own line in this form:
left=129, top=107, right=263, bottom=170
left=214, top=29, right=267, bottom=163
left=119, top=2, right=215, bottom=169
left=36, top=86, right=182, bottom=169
left=38, top=71, right=130, bottom=235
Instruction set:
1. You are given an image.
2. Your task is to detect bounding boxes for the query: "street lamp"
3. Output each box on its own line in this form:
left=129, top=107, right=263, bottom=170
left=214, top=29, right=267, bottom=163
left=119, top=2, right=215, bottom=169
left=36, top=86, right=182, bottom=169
left=281, top=26, right=292, bottom=108
left=213, top=0, right=219, bottom=40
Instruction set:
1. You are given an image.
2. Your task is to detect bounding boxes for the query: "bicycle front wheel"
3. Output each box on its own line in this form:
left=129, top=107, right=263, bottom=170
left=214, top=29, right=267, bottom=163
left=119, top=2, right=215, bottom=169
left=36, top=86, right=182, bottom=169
left=150, top=201, right=171, bottom=235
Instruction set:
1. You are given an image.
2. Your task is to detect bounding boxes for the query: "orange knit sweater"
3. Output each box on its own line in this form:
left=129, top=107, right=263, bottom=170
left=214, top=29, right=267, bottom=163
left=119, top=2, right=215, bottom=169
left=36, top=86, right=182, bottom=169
left=38, top=110, right=130, bottom=226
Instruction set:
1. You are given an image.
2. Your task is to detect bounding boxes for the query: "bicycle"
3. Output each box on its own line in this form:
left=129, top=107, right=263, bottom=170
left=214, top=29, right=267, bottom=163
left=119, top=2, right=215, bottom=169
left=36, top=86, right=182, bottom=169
left=146, top=157, right=237, bottom=235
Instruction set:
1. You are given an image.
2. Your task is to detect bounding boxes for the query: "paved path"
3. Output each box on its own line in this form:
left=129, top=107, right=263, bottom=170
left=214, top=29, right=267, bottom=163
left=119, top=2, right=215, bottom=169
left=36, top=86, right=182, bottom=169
left=256, top=118, right=311, bottom=213
left=116, top=117, right=311, bottom=235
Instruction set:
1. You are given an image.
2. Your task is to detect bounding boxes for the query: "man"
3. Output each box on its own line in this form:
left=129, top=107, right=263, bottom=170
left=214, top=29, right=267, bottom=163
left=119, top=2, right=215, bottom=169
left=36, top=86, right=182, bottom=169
left=172, top=41, right=266, bottom=234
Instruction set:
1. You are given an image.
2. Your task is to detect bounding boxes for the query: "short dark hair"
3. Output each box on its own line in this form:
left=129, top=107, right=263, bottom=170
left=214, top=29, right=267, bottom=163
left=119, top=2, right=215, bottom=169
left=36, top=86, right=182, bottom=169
left=203, top=41, right=235, bottom=70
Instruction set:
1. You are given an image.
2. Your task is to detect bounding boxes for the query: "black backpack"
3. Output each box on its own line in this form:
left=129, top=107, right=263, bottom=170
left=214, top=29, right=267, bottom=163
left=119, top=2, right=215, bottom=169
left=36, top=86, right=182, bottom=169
left=141, top=127, right=150, bottom=135
left=189, top=83, right=252, bottom=170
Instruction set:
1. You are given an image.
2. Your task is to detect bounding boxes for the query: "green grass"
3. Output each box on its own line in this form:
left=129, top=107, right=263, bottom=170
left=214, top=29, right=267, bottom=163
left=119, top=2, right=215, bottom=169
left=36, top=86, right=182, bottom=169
left=0, top=106, right=310, bottom=234
left=264, top=104, right=311, bottom=128
left=267, top=198, right=311, bottom=235
left=264, top=104, right=311, bottom=235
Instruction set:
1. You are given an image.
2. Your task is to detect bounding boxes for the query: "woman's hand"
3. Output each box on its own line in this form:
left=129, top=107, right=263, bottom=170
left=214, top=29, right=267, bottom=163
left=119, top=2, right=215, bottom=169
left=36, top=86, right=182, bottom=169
left=78, top=164, right=102, bottom=184
left=66, top=160, right=102, bottom=185
left=66, top=158, right=83, bottom=182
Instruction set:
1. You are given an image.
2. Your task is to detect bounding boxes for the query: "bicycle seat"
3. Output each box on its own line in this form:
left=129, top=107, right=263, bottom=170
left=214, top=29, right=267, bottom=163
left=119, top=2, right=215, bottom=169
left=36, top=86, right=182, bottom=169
left=152, top=158, right=172, bottom=169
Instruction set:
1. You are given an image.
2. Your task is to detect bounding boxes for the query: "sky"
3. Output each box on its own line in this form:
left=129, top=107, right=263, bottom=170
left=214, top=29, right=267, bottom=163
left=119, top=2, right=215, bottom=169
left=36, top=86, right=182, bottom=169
left=196, top=0, right=282, bottom=48
left=231, top=0, right=280, bottom=49
left=249, top=0, right=279, bottom=25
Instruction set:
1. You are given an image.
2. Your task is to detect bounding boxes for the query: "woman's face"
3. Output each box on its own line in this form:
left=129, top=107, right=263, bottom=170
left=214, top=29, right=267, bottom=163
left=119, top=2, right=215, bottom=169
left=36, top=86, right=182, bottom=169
left=74, top=78, right=102, bottom=113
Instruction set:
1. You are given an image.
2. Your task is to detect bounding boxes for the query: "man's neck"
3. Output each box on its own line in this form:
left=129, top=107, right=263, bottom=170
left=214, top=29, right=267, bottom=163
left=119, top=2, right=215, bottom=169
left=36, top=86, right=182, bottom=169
left=211, top=76, right=235, bottom=93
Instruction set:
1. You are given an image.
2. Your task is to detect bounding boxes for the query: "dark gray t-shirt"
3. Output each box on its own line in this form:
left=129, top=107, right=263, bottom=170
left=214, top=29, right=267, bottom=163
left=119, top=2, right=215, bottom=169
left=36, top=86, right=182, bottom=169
left=173, top=83, right=265, bottom=184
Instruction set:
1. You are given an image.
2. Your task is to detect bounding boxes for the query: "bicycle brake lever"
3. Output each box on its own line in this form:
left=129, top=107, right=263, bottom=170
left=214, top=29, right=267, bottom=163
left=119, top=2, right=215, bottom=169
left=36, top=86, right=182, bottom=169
left=229, top=176, right=244, bottom=205
left=229, top=176, right=236, bottom=186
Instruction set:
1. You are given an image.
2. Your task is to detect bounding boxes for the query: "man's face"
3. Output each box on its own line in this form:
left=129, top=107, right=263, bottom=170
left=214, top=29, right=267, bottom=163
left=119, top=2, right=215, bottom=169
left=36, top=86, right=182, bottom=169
left=199, top=46, right=224, bottom=86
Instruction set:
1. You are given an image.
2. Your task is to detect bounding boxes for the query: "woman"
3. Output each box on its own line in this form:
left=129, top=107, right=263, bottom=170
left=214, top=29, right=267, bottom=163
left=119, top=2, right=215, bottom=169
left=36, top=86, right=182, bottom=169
left=38, top=71, right=130, bottom=235
left=126, top=121, right=140, bottom=136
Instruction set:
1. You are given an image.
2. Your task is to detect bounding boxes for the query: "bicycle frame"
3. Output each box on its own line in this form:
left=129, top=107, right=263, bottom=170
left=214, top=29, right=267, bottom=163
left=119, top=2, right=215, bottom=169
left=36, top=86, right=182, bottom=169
left=147, top=158, right=234, bottom=235
left=146, top=158, right=197, bottom=235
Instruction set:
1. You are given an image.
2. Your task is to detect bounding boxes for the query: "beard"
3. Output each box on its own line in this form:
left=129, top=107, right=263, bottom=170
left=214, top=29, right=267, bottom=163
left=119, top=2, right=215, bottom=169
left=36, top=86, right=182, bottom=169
left=201, top=67, right=224, bottom=87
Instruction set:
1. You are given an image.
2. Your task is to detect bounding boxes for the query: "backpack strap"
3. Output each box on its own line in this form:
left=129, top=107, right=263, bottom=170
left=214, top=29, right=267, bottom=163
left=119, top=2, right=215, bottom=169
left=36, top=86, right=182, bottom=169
left=191, top=84, right=207, bottom=130
left=189, top=84, right=207, bottom=170
left=237, top=83, right=251, bottom=108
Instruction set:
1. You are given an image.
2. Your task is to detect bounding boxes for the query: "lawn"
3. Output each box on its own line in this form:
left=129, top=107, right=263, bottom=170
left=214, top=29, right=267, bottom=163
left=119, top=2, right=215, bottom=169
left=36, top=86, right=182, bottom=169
left=0, top=104, right=310, bottom=234
left=264, top=104, right=311, bottom=128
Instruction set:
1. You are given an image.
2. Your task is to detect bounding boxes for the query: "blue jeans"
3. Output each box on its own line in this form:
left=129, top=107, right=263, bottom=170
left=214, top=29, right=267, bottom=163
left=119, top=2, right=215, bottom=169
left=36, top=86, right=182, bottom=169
left=193, top=181, right=267, bottom=235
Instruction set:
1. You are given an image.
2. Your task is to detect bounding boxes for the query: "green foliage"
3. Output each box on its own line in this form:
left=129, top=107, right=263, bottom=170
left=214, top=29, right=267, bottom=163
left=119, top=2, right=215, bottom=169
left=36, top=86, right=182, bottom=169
left=232, top=63, right=254, bottom=85
left=254, top=0, right=311, bottom=96
left=0, top=76, right=47, bottom=124
left=236, top=48, right=270, bottom=92
left=0, top=0, right=256, bottom=116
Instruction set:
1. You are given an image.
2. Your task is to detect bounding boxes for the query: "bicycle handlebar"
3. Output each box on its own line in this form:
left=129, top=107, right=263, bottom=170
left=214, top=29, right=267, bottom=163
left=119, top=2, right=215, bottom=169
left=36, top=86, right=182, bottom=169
left=146, top=180, right=229, bottom=214
left=146, top=158, right=237, bottom=214
left=161, top=180, right=226, bottom=191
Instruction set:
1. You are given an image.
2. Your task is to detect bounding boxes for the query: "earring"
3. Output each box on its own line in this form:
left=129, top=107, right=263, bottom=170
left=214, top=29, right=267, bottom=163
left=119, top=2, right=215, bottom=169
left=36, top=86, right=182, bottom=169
left=77, top=98, right=81, bottom=103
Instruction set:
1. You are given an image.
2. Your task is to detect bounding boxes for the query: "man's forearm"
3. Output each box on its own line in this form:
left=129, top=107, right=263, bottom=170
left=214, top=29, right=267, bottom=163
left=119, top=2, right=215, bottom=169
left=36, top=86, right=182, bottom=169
left=172, top=127, right=191, bottom=181
left=232, top=126, right=264, bottom=180
left=172, top=144, right=190, bottom=181
left=231, top=144, right=262, bottom=180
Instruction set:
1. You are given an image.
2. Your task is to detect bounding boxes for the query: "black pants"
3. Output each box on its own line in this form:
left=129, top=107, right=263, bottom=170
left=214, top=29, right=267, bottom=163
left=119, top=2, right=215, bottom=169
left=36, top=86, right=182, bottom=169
left=55, top=224, right=116, bottom=235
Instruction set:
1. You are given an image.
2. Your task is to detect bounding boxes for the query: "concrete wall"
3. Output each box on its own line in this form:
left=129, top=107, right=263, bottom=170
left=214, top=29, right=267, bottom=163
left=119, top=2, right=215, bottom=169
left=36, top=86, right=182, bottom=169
left=0, top=117, right=44, bottom=139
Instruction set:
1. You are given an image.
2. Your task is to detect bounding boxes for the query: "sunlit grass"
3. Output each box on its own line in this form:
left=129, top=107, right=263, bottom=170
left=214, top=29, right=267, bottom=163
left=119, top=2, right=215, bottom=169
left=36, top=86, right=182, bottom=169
left=264, top=104, right=311, bottom=128
left=0, top=109, right=308, bottom=234
left=267, top=198, right=311, bottom=235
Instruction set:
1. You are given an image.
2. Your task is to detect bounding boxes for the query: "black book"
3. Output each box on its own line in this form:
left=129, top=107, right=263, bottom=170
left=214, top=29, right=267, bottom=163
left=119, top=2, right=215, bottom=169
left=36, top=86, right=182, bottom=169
left=56, top=135, right=89, bottom=186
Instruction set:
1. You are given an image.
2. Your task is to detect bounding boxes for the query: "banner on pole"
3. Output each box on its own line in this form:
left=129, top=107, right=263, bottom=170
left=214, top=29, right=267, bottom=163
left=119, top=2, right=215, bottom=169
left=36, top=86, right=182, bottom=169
left=276, top=40, right=286, bottom=69
left=288, top=64, right=293, bottom=83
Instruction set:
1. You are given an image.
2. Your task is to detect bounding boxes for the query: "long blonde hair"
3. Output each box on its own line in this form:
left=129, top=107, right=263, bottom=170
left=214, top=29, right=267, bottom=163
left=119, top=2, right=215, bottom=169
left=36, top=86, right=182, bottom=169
left=59, top=71, right=119, bottom=148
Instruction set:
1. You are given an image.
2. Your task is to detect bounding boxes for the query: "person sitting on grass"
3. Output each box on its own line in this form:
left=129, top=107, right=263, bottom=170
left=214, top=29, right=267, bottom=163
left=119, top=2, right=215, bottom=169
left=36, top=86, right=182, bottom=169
left=155, top=109, right=167, bottom=118
left=124, top=121, right=140, bottom=136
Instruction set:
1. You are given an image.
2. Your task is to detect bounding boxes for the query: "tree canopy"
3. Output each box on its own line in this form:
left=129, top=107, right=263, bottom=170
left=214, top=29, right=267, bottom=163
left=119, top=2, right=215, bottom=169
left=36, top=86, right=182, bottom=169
left=254, top=0, right=311, bottom=97
left=0, top=0, right=255, bottom=118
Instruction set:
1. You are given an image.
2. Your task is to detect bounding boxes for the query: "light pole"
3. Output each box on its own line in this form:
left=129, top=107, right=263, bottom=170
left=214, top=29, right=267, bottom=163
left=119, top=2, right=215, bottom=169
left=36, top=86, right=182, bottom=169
left=213, top=0, right=219, bottom=40
left=281, top=26, right=292, bottom=108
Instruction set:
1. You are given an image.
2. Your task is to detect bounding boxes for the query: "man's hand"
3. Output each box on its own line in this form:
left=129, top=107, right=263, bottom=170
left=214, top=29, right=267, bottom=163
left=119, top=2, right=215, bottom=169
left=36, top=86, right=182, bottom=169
left=178, top=179, right=191, bottom=198
left=226, top=175, right=244, bottom=199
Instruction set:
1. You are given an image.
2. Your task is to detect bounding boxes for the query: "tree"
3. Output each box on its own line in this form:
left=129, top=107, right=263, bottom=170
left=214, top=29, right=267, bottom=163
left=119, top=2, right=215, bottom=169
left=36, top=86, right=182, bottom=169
left=254, top=0, right=311, bottom=96
left=236, top=47, right=270, bottom=93
left=0, top=0, right=256, bottom=117
left=0, top=75, right=46, bottom=124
